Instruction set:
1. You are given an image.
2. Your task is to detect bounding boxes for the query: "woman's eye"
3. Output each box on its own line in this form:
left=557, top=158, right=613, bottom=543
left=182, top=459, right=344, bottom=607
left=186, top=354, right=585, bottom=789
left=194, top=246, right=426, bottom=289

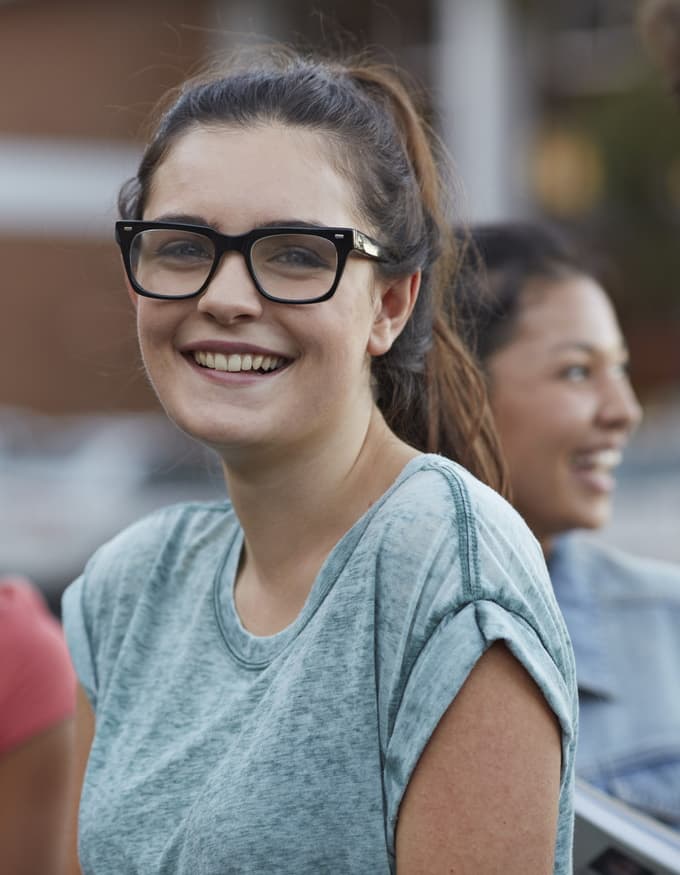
left=156, top=240, right=212, bottom=261
left=561, top=364, right=590, bottom=381
left=270, top=246, right=330, bottom=270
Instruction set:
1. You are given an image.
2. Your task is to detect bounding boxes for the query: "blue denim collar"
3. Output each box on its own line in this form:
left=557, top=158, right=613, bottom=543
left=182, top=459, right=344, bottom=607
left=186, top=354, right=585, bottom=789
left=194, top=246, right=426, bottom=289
left=548, top=534, right=616, bottom=700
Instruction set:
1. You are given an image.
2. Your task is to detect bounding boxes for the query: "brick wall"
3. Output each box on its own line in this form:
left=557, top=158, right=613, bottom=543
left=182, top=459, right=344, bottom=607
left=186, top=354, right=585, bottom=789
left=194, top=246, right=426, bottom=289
left=0, top=0, right=214, bottom=413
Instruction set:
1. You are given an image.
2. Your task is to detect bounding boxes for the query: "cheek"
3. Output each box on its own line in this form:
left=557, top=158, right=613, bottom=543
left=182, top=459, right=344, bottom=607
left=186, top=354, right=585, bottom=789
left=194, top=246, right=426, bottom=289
left=133, top=304, right=187, bottom=389
left=489, top=390, right=535, bottom=452
left=492, top=393, right=571, bottom=473
left=303, top=296, right=374, bottom=370
left=135, top=311, right=160, bottom=368
left=135, top=300, right=179, bottom=348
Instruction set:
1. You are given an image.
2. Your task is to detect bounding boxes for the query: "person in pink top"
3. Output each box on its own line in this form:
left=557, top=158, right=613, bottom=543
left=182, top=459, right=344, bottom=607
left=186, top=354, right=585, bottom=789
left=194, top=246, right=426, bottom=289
left=0, top=576, right=76, bottom=875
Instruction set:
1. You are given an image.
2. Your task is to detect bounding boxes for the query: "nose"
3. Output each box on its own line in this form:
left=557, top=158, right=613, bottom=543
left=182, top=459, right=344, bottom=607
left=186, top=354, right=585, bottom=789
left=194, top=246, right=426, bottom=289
left=598, top=370, right=643, bottom=434
left=196, top=251, right=264, bottom=323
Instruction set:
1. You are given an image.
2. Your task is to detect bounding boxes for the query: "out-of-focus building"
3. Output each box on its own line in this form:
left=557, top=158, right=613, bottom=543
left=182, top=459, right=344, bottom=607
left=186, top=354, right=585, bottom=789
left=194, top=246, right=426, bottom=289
left=0, top=0, right=437, bottom=413
left=1, top=0, right=678, bottom=600
left=2, top=0, right=678, bottom=413
left=0, top=1, right=218, bottom=413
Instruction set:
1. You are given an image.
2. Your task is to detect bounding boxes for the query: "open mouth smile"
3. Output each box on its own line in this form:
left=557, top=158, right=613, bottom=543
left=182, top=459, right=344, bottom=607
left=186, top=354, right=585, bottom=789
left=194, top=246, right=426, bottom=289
left=570, top=448, right=623, bottom=494
left=571, top=448, right=622, bottom=475
left=192, top=351, right=289, bottom=374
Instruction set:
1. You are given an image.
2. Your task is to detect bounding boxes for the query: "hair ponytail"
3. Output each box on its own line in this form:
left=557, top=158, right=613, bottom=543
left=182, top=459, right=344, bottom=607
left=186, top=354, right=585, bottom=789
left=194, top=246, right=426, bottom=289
left=427, top=311, right=510, bottom=496
left=344, top=63, right=509, bottom=496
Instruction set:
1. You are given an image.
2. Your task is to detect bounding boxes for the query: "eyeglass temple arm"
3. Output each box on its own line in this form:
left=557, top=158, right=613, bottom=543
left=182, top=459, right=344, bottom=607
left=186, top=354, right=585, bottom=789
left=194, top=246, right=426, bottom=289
left=352, top=230, right=383, bottom=260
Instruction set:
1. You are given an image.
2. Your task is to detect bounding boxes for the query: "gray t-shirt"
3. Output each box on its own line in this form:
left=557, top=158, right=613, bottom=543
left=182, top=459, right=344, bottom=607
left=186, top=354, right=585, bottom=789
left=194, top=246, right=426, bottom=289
left=63, top=454, right=577, bottom=874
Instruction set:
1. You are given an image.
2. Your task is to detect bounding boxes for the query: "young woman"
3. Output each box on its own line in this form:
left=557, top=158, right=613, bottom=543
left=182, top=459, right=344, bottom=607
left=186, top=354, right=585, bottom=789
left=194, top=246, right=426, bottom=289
left=62, top=55, right=577, bottom=874
left=456, top=221, right=680, bottom=829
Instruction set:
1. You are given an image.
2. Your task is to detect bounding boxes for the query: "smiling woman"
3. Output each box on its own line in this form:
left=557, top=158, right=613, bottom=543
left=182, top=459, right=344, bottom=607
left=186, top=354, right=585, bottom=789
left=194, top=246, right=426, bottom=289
left=483, top=270, right=641, bottom=544
left=454, top=220, right=680, bottom=831
left=61, top=53, right=578, bottom=875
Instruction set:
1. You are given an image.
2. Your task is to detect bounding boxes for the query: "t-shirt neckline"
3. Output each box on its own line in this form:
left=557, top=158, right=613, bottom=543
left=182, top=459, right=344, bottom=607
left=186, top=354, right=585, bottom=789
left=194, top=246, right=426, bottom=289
left=212, top=453, right=430, bottom=668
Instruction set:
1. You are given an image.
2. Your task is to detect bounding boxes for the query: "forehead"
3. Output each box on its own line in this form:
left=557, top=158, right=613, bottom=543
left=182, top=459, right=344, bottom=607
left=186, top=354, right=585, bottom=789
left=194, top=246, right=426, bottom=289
left=144, top=123, right=361, bottom=230
left=512, top=274, right=624, bottom=351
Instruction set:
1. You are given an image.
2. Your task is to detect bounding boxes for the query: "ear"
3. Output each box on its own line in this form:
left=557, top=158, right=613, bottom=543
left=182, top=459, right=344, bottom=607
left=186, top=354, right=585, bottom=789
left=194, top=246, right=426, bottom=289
left=367, top=270, right=421, bottom=357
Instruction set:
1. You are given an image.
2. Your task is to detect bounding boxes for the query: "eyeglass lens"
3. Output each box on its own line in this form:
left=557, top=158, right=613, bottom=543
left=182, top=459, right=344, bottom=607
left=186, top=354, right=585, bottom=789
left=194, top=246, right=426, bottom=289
left=129, top=229, right=339, bottom=300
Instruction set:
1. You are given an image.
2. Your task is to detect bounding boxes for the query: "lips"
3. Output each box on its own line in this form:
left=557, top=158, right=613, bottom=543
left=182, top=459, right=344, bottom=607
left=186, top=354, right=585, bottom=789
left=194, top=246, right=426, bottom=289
left=570, top=447, right=623, bottom=494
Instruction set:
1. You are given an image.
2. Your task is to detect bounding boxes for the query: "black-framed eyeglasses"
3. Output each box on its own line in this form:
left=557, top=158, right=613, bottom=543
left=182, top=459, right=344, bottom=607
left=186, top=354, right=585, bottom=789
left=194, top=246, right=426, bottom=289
left=114, top=220, right=389, bottom=304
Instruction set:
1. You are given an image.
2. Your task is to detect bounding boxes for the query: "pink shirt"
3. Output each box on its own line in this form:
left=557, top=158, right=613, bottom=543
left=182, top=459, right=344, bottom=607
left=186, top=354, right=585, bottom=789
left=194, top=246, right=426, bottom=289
left=0, top=577, right=76, bottom=754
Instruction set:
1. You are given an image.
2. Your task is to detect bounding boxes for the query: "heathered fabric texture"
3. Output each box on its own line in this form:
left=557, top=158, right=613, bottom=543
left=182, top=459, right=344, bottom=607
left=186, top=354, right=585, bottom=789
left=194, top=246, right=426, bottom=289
left=63, top=454, right=577, bottom=874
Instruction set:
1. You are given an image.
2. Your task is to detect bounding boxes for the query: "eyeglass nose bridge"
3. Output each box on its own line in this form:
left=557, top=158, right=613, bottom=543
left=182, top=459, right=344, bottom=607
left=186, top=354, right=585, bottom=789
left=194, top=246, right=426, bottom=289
left=201, top=231, right=262, bottom=296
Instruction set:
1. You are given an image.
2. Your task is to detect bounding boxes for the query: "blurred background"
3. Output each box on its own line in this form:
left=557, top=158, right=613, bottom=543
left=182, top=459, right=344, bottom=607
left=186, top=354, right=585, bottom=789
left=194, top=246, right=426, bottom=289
left=0, top=0, right=678, bottom=613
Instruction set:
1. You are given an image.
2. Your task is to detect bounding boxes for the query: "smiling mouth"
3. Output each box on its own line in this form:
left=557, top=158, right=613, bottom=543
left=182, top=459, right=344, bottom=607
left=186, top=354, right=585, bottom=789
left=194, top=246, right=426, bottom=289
left=192, top=351, right=289, bottom=374
left=571, top=448, right=622, bottom=475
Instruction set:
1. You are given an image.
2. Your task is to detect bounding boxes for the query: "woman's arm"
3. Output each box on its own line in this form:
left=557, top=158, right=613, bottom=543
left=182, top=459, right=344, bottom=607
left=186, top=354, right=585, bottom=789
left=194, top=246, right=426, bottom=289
left=395, top=642, right=562, bottom=874
left=65, top=684, right=95, bottom=875
left=0, top=717, right=75, bottom=875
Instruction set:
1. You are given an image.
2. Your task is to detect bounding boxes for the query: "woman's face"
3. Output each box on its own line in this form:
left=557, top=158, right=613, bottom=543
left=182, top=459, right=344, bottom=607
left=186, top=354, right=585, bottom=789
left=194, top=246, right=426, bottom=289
left=486, top=274, right=642, bottom=549
left=131, top=124, right=403, bottom=463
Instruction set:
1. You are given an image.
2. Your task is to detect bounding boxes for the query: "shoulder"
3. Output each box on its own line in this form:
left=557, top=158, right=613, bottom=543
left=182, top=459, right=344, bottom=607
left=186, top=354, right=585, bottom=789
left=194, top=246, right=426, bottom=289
left=555, top=535, right=680, bottom=604
left=372, top=460, right=577, bottom=851
left=0, top=579, right=75, bottom=753
left=367, top=455, right=573, bottom=684
left=61, top=500, right=236, bottom=693
left=374, top=452, right=531, bottom=539
left=93, top=498, right=234, bottom=560
left=61, top=499, right=237, bottom=706
left=372, top=454, right=550, bottom=607
left=76, top=499, right=235, bottom=596
left=0, top=578, right=69, bottom=666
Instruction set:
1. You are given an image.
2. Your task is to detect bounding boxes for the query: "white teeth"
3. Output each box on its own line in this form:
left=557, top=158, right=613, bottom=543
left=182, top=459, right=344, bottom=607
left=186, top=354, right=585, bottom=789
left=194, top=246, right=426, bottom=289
left=573, top=449, right=622, bottom=471
left=192, top=351, right=285, bottom=373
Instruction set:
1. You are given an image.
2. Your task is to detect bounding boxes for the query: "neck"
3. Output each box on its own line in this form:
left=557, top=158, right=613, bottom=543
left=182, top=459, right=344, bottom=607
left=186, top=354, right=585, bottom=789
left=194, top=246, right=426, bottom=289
left=540, top=536, right=554, bottom=561
left=222, top=404, right=418, bottom=630
left=515, top=509, right=554, bottom=561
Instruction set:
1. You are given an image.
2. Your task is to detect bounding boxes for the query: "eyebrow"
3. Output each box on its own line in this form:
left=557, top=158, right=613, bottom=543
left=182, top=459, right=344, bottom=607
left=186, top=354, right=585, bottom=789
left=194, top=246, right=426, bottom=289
left=549, top=340, right=629, bottom=357
left=151, top=212, right=209, bottom=226
left=150, top=213, right=329, bottom=231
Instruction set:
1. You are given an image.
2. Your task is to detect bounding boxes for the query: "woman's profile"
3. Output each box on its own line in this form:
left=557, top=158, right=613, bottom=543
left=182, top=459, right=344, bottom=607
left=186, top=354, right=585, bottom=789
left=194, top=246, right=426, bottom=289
left=455, top=220, right=680, bottom=829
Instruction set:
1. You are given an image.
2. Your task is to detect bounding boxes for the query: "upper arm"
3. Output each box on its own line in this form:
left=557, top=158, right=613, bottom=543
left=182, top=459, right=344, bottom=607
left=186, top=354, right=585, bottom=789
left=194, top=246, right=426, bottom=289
left=65, top=684, right=96, bottom=875
left=395, top=642, right=562, bottom=875
left=0, top=717, right=75, bottom=875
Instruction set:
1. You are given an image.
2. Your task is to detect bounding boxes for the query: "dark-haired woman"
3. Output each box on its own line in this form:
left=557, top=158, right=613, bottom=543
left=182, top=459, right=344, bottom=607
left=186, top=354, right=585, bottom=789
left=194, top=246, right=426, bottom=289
left=456, top=220, right=680, bottom=830
left=62, top=57, right=577, bottom=874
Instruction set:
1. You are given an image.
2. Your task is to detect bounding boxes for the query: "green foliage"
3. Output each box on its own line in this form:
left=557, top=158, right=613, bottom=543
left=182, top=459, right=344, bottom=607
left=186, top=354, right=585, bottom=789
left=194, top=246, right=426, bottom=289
left=560, top=76, right=680, bottom=322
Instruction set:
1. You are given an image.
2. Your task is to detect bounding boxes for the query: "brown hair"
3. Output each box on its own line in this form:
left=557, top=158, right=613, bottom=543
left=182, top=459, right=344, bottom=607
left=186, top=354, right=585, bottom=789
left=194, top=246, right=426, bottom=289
left=454, top=222, right=590, bottom=366
left=119, top=50, right=509, bottom=496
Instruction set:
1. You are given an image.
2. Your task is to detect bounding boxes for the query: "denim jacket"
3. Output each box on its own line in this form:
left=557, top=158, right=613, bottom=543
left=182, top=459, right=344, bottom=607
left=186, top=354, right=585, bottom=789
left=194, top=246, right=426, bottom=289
left=549, top=534, right=680, bottom=828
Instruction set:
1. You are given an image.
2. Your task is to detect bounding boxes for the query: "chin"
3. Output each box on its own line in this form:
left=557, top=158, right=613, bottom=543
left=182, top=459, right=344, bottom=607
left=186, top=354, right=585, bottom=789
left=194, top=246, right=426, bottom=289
left=159, top=405, right=252, bottom=453
left=563, top=502, right=612, bottom=533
